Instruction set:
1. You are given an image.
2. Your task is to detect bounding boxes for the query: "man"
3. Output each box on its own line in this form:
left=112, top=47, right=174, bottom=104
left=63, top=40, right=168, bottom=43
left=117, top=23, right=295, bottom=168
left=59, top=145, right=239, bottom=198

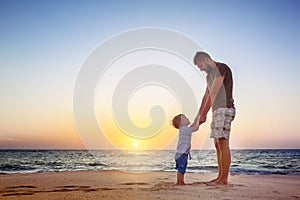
left=194, top=52, right=235, bottom=185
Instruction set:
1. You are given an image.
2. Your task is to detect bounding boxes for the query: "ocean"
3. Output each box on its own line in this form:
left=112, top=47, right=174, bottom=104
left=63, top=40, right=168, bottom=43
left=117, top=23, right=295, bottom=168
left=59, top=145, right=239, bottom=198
left=0, top=149, right=299, bottom=175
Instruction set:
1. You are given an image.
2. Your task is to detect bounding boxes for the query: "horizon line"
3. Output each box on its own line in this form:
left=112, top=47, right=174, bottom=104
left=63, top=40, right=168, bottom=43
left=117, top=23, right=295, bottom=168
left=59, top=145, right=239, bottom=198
left=0, top=148, right=299, bottom=151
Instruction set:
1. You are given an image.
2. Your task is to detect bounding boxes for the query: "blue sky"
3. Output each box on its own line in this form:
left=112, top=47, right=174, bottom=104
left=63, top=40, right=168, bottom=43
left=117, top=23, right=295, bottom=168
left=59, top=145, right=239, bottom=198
left=0, top=0, right=300, bottom=149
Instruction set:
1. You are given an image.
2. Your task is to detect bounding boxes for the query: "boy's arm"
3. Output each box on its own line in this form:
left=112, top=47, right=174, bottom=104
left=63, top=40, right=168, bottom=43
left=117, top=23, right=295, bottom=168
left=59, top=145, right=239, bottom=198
left=190, top=114, right=201, bottom=132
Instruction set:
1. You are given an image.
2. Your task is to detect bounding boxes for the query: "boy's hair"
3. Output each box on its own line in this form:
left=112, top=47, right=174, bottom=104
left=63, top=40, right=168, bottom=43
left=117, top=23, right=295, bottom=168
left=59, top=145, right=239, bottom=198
left=193, top=51, right=211, bottom=65
left=172, top=114, right=184, bottom=129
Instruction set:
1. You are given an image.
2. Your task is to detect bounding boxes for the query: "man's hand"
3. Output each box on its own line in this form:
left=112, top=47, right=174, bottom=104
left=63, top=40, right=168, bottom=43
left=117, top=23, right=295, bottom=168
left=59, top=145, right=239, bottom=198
left=199, top=115, right=206, bottom=125
left=197, top=87, right=211, bottom=126
left=195, top=114, right=201, bottom=123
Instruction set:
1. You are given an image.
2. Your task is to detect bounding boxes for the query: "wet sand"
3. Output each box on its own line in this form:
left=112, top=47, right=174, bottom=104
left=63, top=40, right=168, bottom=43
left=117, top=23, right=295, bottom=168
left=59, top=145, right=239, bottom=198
left=0, top=170, right=299, bottom=199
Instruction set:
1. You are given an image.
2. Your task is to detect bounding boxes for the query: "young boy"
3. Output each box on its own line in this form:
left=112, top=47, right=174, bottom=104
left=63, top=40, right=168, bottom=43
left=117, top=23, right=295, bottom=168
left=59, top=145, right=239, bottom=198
left=172, top=114, right=200, bottom=185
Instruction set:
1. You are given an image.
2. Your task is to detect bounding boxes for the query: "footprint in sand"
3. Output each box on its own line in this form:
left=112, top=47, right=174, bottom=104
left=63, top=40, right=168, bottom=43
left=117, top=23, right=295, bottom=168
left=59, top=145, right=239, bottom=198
left=5, top=185, right=37, bottom=189
left=56, top=185, right=91, bottom=189
left=121, top=182, right=149, bottom=185
left=2, top=192, right=35, bottom=197
left=1, top=186, right=37, bottom=197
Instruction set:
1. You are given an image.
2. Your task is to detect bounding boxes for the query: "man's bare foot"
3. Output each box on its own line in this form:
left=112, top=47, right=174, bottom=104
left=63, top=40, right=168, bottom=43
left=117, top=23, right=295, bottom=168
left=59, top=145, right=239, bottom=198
left=176, top=182, right=186, bottom=186
left=189, top=181, right=205, bottom=185
left=205, top=181, right=228, bottom=186
left=203, top=178, right=219, bottom=184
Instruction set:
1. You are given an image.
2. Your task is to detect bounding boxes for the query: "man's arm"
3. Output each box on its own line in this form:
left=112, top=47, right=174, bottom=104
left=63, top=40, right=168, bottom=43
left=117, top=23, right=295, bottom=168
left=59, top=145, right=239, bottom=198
left=190, top=114, right=201, bottom=132
left=197, top=87, right=211, bottom=124
left=198, top=76, right=225, bottom=124
left=209, top=76, right=224, bottom=106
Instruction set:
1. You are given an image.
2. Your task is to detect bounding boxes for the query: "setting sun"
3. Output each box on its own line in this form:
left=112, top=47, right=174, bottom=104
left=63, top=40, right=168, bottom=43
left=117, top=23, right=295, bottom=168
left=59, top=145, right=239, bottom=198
left=133, top=140, right=139, bottom=148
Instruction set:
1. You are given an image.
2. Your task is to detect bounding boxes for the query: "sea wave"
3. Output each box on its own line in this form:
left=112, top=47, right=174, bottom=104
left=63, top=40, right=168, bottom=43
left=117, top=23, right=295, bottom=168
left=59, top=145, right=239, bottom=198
left=0, top=149, right=299, bottom=175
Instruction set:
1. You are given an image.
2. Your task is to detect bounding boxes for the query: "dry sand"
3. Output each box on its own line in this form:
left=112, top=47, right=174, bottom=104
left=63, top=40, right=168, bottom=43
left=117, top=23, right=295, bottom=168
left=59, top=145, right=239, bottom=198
left=0, top=170, right=299, bottom=200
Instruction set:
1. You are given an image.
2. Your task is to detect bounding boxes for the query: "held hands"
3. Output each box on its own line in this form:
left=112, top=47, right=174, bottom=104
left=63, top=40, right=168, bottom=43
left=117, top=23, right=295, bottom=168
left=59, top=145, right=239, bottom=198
left=191, top=113, right=206, bottom=132
left=190, top=114, right=201, bottom=132
left=199, top=114, right=206, bottom=125
left=194, top=114, right=201, bottom=124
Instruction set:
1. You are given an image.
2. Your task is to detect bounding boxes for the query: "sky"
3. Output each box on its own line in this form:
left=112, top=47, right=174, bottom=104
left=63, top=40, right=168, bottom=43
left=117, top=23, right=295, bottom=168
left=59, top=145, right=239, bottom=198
left=0, top=0, right=300, bottom=150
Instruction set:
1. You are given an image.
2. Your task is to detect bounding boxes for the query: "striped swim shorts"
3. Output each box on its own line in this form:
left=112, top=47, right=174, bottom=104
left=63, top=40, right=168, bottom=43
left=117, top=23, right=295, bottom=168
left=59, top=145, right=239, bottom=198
left=210, top=107, right=236, bottom=139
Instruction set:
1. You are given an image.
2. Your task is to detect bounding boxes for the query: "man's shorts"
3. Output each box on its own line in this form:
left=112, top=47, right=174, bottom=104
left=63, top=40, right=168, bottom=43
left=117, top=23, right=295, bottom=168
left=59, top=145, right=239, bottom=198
left=210, top=107, right=235, bottom=139
left=175, top=154, right=188, bottom=174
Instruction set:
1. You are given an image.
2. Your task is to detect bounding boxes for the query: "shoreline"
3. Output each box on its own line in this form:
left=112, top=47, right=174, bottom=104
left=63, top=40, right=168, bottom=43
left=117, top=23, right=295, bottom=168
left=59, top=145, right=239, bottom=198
left=1, top=170, right=299, bottom=199
left=0, top=169, right=298, bottom=176
left=1, top=149, right=298, bottom=176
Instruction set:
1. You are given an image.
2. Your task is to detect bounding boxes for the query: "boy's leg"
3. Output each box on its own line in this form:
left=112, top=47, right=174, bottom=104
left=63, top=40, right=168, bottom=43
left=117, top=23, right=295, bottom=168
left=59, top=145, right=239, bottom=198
left=175, top=154, right=187, bottom=185
left=177, top=171, right=185, bottom=185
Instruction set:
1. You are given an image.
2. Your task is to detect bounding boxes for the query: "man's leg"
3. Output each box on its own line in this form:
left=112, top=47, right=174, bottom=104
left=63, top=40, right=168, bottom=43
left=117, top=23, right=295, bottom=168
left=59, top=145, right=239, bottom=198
left=206, top=108, right=234, bottom=185
left=205, top=139, right=222, bottom=183
left=206, top=138, right=231, bottom=185
left=215, top=139, right=222, bottom=181
left=217, top=138, right=231, bottom=184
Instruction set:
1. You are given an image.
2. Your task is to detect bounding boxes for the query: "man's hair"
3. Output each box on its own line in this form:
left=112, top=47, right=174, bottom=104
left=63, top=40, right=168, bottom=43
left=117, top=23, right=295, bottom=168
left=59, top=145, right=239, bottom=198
left=172, top=114, right=184, bottom=129
left=193, top=51, right=211, bottom=65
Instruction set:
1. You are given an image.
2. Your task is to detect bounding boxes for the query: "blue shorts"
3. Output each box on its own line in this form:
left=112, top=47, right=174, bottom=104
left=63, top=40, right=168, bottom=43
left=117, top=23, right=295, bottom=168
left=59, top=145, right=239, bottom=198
left=175, top=154, right=188, bottom=174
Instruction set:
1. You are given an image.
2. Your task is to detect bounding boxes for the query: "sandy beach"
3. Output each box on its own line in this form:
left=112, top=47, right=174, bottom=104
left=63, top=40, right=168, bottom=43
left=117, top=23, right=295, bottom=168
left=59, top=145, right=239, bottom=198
left=0, top=170, right=299, bottom=200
